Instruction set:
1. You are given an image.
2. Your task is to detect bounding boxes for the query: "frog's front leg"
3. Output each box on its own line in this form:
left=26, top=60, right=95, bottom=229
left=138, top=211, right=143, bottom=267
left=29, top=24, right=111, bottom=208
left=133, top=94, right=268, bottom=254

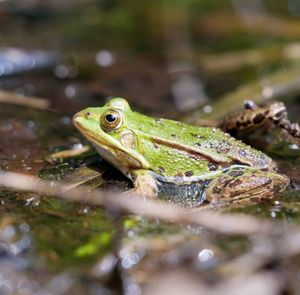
left=131, top=170, right=158, bottom=198
left=206, top=168, right=289, bottom=207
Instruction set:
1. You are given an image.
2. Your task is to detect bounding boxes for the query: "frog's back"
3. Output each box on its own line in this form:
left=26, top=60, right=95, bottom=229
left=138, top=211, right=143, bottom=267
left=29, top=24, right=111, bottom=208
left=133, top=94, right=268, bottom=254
left=126, top=112, right=274, bottom=178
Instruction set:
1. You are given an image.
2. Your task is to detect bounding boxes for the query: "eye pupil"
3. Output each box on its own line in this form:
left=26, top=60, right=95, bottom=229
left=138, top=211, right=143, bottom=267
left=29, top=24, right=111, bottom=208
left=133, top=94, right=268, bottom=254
left=105, top=114, right=116, bottom=123
left=101, top=110, right=122, bottom=130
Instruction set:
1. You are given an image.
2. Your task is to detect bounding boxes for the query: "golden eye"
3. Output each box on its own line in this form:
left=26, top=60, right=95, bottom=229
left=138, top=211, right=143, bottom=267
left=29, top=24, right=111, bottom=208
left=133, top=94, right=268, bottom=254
left=101, top=110, right=122, bottom=131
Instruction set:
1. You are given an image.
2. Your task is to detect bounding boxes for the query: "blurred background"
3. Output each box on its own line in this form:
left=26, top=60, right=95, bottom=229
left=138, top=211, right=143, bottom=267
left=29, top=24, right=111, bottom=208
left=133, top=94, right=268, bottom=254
left=1, top=0, right=300, bottom=116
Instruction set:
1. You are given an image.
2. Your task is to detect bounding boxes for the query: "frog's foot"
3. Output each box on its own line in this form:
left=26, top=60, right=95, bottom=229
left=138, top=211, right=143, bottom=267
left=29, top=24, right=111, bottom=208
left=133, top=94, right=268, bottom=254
left=221, top=101, right=300, bottom=139
left=132, top=170, right=158, bottom=198
left=206, top=168, right=289, bottom=207
left=277, top=120, right=300, bottom=138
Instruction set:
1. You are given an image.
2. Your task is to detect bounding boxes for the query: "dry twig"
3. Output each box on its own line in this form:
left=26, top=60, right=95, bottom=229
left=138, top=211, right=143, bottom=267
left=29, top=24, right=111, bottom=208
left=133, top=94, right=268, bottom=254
left=0, top=171, right=285, bottom=236
left=0, top=91, right=49, bottom=109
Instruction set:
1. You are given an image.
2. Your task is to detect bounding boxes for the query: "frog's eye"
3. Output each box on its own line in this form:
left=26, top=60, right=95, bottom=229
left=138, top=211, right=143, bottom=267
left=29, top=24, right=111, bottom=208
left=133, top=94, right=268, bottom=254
left=101, top=110, right=122, bottom=131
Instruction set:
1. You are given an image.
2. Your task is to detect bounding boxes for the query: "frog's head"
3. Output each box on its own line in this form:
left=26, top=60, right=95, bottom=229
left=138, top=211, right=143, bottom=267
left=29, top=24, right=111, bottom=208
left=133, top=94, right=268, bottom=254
left=73, top=98, right=150, bottom=177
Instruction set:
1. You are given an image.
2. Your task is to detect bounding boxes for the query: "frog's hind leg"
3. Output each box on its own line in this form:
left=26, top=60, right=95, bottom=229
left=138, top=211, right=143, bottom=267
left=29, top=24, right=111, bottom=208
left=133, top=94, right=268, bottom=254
left=206, top=168, right=289, bottom=207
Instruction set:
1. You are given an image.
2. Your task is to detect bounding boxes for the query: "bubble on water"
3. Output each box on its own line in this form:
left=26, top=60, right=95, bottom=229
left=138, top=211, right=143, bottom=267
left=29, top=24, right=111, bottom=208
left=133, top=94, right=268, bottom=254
left=55, top=65, right=69, bottom=78
left=289, top=144, right=299, bottom=150
left=25, top=196, right=40, bottom=207
left=121, top=257, right=133, bottom=269
left=0, top=221, right=32, bottom=261
left=55, top=64, right=78, bottom=78
left=127, top=230, right=135, bottom=238
left=65, top=85, right=76, bottom=98
left=203, top=105, right=212, bottom=113
left=72, top=143, right=84, bottom=150
left=82, top=207, right=89, bottom=214
left=274, top=201, right=281, bottom=207
left=27, top=121, right=35, bottom=129
left=198, top=248, right=214, bottom=262
left=123, top=277, right=141, bottom=295
left=120, top=250, right=141, bottom=269
left=96, top=50, right=115, bottom=67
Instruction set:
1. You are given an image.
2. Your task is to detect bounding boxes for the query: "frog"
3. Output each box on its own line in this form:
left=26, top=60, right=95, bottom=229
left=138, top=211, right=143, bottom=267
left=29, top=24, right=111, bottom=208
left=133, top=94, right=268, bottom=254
left=220, top=100, right=300, bottom=138
left=70, top=97, right=289, bottom=208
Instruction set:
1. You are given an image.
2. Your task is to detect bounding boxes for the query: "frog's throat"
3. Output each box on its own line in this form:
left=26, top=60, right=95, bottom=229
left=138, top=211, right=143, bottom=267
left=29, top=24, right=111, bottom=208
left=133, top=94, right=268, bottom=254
left=74, top=123, right=150, bottom=173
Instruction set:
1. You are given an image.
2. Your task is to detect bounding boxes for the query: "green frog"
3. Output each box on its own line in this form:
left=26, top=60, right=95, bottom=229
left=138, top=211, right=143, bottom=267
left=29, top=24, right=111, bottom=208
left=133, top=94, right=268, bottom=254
left=70, top=98, right=289, bottom=208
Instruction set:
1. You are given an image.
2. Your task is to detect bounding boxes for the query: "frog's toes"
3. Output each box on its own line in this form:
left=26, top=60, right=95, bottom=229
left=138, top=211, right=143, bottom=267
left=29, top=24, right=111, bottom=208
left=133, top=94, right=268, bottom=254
left=133, top=172, right=158, bottom=197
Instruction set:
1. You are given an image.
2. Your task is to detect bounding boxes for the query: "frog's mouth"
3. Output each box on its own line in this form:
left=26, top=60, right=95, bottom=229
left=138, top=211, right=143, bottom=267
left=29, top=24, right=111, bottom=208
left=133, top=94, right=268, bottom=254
left=73, top=115, right=150, bottom=177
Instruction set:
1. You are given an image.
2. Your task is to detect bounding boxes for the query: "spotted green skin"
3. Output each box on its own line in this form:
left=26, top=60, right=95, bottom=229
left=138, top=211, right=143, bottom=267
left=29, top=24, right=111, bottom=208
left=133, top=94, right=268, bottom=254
left=73, top=98, right=288, bottom=205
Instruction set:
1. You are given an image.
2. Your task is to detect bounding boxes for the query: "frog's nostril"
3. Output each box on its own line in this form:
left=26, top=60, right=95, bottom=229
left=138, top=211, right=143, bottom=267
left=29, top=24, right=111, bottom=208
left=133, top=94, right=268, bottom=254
left=73, top=114, right=81, bottom=124
left=85, top=112, right=91, bottom=119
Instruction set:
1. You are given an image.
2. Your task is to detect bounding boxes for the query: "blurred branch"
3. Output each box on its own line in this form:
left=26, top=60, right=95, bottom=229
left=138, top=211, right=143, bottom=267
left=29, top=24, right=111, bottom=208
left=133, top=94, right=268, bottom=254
left=0, top=91, right=49, bottom=109
left=0, top=171, right=280, bottom=236
left=1, top=174, right=300, bottom=294
left=198, top=12, right=300, bottom=39
left=199, top=42, right=300, bottom=73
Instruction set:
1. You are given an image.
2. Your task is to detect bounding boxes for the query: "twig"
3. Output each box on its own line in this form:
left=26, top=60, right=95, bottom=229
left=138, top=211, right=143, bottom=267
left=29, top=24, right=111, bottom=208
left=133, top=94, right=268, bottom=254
left=199, top=42, right=300, bottom=74
left=0, top=171, right=283, bottom=236
left=0, top=91, right=49, bottom=109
